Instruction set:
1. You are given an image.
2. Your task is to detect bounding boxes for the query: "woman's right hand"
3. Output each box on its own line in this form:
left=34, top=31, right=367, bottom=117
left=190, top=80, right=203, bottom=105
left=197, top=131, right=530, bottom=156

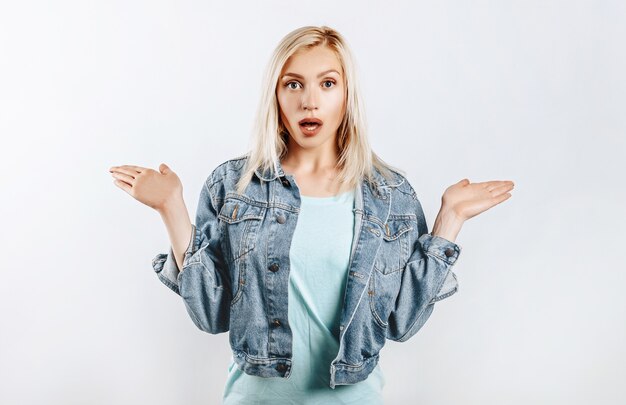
left=109, top=163, right=183, bottom=213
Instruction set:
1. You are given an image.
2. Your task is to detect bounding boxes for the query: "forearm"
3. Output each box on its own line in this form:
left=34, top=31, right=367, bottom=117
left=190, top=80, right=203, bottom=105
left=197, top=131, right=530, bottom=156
left=430, top=207, right=464, bottom=243
left=158, top=197, right=194, bottom=273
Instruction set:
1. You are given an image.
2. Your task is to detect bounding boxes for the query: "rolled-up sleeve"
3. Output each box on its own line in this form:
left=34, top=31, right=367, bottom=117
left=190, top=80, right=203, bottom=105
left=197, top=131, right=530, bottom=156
left=151, top=177, right=231, bottom=334
left=151, top=226, right=196, bottom=295
left=386, top=193, right=462, bottom=343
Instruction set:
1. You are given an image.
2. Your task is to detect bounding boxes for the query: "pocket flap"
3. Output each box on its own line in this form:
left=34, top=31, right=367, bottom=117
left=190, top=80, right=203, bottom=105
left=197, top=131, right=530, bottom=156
left=218, top=198, right=265, bottom=224
left=382, top=219, right=413, bottom=241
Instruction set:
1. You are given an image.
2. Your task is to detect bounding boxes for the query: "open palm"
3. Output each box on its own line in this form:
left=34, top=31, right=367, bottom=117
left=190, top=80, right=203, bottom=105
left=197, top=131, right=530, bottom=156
left=442, top=179, right=515, bottom=221
left=109, top=163, right=182, bottom=212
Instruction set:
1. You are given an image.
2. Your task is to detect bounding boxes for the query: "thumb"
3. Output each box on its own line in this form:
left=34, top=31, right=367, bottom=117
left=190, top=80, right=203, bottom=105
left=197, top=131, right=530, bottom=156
left=159, top=163, right=170, bottom=174
left=459, top=178, right=470, bottom=185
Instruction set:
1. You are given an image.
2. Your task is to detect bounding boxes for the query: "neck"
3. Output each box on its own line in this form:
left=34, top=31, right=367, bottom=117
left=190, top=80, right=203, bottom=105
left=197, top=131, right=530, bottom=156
left=281, top=140, right=340, bottom=176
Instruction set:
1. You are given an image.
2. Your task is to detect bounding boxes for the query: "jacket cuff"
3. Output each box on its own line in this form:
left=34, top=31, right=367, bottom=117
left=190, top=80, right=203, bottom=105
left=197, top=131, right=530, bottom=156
left=418, top=233, right=462, bottom=265
left=151, top=224, right=199, bottom=294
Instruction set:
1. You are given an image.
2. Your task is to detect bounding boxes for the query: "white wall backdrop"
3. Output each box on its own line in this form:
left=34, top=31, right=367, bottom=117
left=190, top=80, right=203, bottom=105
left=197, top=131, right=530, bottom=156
left=1, top=1, right=624, bottom=404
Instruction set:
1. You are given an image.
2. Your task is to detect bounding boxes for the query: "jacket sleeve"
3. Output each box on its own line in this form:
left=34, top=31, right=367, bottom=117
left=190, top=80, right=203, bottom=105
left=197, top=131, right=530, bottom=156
left=151, top=177, right=231, bottom=334
left=386, top=195, right=462, bottom=343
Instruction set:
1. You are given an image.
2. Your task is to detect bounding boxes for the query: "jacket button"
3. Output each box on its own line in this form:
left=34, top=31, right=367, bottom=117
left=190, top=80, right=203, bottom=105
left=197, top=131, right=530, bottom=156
left=272, top=319, right=281, bottom=327
left=281, top=178, right=290, bottom=187
left=277, top=215, right=286, bottom=224
left=276, top=363, right=288, bottom=372
left=444, top=247, right=455, bottom=257
left=269, top=263, right=279, bottom=272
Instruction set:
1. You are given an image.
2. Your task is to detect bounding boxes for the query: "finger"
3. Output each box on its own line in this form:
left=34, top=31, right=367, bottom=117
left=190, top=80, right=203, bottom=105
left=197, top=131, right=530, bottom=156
left=111, top=171, right=135, bottom=185
left=126, top=165, right=144, bottom=173
left=489, top=184, right=513, bottom=198
left=113, top=179, right=133, bottom=193
left=112, top=165, right=143, bottom=174
left=488, top=182, right=515, bottom=196
left=484, top=180, right=514, bottom=192
left=491, top=192, right=512, bottom=206
left=472, top=181, right=497, bottom=189
left=110, top=167, right=139, bottom=179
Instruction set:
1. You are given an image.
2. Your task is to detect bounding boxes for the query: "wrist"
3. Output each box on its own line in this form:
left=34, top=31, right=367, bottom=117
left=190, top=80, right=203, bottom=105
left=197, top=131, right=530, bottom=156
left=157, top=195, right=186, bottom=218
left=431, top=208, right=464, bottom=243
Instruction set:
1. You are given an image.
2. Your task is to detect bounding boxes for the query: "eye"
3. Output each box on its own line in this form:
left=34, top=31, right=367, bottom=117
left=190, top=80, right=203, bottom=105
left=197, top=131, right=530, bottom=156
left=323, top=80, right=336, bottom=88
left=286, top=81, right=301, bottom=90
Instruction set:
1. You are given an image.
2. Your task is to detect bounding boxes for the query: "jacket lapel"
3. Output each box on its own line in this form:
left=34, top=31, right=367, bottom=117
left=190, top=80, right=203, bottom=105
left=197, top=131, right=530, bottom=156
left=338, top=175, right=391, bottom=334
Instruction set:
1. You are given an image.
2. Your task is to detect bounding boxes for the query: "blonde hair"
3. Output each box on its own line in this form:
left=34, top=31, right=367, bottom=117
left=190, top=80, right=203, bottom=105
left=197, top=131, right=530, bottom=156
left=235, top=25, right=404, bottom=195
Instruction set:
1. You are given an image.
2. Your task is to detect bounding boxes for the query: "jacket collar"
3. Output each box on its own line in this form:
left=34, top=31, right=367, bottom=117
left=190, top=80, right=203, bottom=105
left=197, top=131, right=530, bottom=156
left=253, top=157, right=404, bottom=192
left=253, top=159, right=286, bottom=182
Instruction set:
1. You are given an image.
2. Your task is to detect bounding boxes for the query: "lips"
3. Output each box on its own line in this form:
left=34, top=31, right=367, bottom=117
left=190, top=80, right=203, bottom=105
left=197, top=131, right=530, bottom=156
left=298, top=117, right=323, bottom=136
left=298, top=117, right=323, bottom=125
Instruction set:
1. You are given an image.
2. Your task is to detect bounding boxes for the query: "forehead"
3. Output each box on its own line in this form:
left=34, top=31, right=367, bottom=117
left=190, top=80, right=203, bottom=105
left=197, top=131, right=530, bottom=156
left=281, top=46, right=343, bottom=74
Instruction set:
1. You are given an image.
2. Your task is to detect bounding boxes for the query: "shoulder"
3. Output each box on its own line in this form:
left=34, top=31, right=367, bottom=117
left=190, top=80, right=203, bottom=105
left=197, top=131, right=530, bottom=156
left=202, top=153, right=256, bottom=206
left=382, top=171, right=428, bottom=235
left=376, top=166, right=417, bottom=198
left=394, top=174, right=418, bottom=199
left=205, top=153, right=249, bottom=187
left=383, top=169, right=425, bottom=215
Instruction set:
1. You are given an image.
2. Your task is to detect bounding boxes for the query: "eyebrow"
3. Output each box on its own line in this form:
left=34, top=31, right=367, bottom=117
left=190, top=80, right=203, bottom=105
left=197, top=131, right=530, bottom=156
left=281, top=69, right=341, bottom=80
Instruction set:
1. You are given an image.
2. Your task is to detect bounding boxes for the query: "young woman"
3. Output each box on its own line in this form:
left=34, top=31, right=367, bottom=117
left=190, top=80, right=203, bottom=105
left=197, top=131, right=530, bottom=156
left=109, top=26, right=514, bottom=404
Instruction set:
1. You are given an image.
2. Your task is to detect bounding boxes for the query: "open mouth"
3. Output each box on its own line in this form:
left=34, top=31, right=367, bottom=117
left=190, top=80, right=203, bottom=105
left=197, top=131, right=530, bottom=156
left=300, top=122, right=321, bottom=130
left=298, top=118, right=323, bottom=133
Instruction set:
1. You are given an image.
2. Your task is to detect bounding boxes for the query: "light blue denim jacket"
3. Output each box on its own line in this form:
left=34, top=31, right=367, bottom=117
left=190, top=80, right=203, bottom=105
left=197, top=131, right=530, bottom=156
left=152, top=154, right=461, bottom=389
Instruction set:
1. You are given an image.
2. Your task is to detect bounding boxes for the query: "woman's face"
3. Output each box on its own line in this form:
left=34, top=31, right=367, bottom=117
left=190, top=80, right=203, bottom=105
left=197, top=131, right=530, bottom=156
left=276, top=46, right=346, bottom=152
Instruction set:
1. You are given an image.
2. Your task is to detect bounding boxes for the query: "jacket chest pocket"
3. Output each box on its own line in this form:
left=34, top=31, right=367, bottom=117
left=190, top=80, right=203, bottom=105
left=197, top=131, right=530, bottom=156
left=218, top=197, right=266, bottom=262
left=374, top=218, right=413, bottom=275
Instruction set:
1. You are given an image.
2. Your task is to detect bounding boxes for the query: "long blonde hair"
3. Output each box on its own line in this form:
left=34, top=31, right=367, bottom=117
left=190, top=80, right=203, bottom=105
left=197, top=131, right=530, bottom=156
left=235, top=25, right=404, bottom=195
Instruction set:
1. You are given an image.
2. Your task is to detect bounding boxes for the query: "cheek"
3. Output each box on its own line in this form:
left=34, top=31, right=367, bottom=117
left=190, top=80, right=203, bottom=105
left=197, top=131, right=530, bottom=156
left=277, top=93, right=295, bottom=116
left=329, top=92, right=346, bottom=119
left=276, top=92, right=285, bottom=111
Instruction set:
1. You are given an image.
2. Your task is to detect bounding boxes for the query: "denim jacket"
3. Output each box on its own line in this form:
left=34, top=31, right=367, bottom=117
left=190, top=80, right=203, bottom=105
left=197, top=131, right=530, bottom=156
left=151, top=154, right=461, bottom=389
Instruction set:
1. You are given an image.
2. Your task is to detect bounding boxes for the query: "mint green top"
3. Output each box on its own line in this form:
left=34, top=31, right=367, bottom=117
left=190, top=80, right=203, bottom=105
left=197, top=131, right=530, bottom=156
left=222, top=189, right=385, bottom=404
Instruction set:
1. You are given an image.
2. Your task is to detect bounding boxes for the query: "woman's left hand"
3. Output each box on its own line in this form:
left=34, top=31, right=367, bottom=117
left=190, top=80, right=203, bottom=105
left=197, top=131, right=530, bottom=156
left=442, top=178, right=515, bottom=222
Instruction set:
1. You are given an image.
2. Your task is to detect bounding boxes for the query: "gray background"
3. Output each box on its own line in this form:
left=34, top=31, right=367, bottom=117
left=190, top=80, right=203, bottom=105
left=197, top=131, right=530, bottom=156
left=1, top=0, right=624, bottom=404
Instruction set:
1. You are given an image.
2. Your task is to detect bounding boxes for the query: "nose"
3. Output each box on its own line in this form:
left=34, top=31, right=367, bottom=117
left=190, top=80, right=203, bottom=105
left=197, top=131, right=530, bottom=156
left=302, top=87, right=318, bottom=110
